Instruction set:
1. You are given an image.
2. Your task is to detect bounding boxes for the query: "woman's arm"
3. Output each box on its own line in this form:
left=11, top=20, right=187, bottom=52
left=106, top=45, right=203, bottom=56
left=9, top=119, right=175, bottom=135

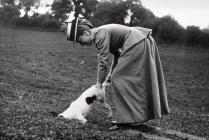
left=94, top=29, right=110, bottom=88
left=106, top=52, right=120, bottom=82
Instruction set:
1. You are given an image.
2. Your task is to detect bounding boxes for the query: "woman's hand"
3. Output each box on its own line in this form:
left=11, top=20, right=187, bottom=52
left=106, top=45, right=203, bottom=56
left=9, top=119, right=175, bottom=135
left=96, top=81, right=102, bottom=89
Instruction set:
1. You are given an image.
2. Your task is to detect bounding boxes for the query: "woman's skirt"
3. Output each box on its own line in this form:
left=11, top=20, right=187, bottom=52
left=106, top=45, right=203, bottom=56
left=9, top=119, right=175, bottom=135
left=111, top=35, right=170, bottom=123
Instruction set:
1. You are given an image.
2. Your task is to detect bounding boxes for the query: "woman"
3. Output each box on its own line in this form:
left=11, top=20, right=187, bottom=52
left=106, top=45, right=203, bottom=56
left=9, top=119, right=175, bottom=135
left=63, top=18, right=170, bottom=130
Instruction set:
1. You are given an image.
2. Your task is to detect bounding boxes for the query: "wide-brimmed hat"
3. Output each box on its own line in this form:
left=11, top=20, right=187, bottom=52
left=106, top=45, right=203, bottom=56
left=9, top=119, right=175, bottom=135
left=66, top=18, right=93, bottom=45
left=66, top=17, right=79, bottom=44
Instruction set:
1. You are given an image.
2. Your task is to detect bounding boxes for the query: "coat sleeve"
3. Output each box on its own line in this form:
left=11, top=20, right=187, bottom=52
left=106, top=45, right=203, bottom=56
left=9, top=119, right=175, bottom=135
left=106, top=51, right=120, bottom=82
left=94, top=29, right=110, bottom=84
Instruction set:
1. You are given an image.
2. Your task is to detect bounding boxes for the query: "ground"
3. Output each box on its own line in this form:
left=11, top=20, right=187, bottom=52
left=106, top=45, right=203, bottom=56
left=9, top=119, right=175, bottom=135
left=0, top=27, right=209, bottom=140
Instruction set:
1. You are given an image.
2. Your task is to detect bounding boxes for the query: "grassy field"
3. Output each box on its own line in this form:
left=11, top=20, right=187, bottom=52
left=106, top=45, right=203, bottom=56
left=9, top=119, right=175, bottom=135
left=0, top=26, right=209, bottom=139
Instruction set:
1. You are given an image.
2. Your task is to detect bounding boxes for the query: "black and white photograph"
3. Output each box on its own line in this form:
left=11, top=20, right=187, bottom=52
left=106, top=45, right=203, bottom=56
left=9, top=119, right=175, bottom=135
left=0, top=0, right=208, bottom=139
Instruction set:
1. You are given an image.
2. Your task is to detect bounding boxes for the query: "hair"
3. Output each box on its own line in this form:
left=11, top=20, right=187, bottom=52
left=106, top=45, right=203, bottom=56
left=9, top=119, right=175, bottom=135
left=76, top=25, right=89, bottom=41
left=76, top=19, right=93, bottom=41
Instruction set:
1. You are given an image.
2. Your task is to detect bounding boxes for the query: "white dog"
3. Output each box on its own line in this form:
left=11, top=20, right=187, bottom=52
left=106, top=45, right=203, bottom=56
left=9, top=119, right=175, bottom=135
left=58, top=85, right=113, bottom=123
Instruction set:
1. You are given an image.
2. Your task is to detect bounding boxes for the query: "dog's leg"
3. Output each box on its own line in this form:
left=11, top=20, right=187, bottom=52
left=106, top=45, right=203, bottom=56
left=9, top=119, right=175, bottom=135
left=77, top=114, right=87, bottom=123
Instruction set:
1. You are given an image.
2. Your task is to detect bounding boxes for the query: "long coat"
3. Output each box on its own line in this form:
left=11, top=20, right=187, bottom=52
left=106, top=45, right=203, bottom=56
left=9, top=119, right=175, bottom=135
left=90, top=24, right=170, bottom=123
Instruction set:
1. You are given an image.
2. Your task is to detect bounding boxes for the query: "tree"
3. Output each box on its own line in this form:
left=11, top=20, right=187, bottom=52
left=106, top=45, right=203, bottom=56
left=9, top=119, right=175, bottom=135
left=133, top=7, right=155, bottom=28
left=93, top=0, right=128, bottom=26
left=52, top=0, right=98, bottom=22
left=0, top=0, right=15, bottom=6
left=152, top=15, right=185, bottom=44
left=17, top=0, right=40, bottom=19
left=79, top=0, right=98, bottom=19
left=125, top=0, right=140, bottom=25
left=51, top=0, right=73, bottom=21
left=200, top=29, right=209, bottom=48
left=185, top=26, right=201, bottom=46
left=0, top=4, right=20, bottom=24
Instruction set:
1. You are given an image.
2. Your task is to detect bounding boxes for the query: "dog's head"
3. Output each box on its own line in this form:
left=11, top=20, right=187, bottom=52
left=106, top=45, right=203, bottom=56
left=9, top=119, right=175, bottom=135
left=85, top=95, right=97, bottom=105
left=86, top=85, right=105, bottom=103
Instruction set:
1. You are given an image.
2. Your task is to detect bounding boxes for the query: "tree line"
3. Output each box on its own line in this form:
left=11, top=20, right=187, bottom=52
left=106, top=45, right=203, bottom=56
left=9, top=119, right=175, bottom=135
left=0, top=0, right=208, bottom=48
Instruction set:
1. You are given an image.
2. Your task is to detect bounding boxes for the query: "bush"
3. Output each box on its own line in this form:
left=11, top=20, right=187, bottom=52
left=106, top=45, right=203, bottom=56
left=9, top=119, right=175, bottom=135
left=152, top=15, right=185, bottom=44
left=199, top=29, right=209, bottom=48
left=14, top=13, right=60, bottom=31
left=41, top=19, right=60, bottom=31
left=0, top=5, right=20, bottom=24
left=130, top=6, right=156, bottom=29
left=93, top=1, right=127, bottom=26
left=32, top=14, right=60, bottom=31
left=185, top=26, right=201, bottom=47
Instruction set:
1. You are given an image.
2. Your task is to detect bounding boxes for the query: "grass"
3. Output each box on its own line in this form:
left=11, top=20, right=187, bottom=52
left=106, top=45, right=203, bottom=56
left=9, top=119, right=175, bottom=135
left=0, top=26, right=209, bottom=139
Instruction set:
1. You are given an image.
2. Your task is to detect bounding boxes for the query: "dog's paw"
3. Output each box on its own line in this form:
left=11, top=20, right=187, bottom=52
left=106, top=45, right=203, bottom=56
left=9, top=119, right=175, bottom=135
left=80, top=118, right=87, bottom=124
left=82, top=119, right=87, bottom=124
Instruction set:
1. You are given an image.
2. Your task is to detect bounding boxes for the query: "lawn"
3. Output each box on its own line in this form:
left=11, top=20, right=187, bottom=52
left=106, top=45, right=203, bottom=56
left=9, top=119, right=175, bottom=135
left=0, top=26, right=209, bottom=139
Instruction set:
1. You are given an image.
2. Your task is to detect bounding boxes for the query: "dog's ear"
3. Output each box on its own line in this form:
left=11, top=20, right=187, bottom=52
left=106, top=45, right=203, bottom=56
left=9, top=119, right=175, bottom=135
left=86, top=95, right=97, bottom=105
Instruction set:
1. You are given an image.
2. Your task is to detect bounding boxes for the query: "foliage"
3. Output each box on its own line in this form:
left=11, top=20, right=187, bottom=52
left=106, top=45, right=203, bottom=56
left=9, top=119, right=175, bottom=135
left=152, top=15, right=185, bottom=44
left=17, top=0, right=40, bottom=18
left=51, top=0, right=98, bottom=22
left=126, top=0, right=155, bottom=28
left=0, top=0, right=208, bottom=48
left=14, top=13, right=60, bottom=31
left=82, top=0, right=98, bottom=19
left=185, top=27, right=209, bottom=48
left=185, top=26, right=201, bottom=46
left=0, top=4, right=20, bottom=24
left=0, top=0, right=15, bottom=6
left=93, top=0, right=128, bottom=26
left=199, top=29, right=209, bottom=47
left=51, top=0, right=73, bottom=22
left=135, top=8, right=156, bottom=28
